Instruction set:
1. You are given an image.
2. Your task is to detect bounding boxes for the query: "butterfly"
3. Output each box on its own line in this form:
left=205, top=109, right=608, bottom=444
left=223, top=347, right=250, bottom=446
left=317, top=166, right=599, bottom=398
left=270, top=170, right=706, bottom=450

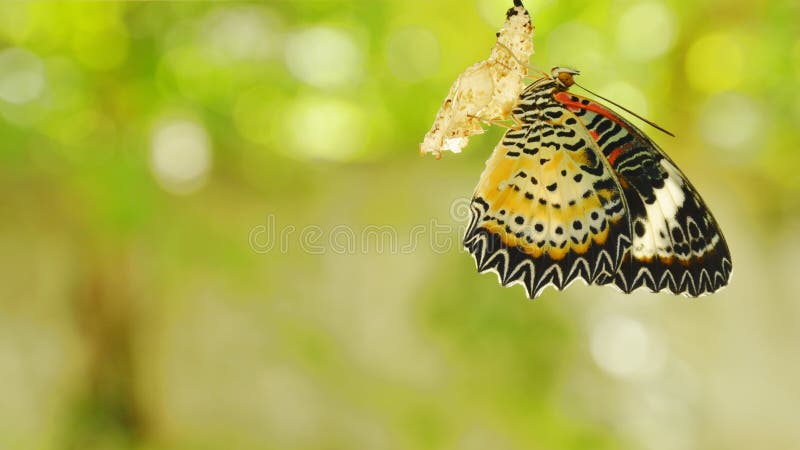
left=420, top=0, right=533, bottom=159
left=463, top=67, right=732, bottom=298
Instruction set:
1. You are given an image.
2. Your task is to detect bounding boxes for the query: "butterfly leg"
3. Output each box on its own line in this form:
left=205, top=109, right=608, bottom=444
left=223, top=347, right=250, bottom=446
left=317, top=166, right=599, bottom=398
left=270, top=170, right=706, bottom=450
left=499, top=114, right=524, bottom=131
left=467, top=114, right=523, bottom=131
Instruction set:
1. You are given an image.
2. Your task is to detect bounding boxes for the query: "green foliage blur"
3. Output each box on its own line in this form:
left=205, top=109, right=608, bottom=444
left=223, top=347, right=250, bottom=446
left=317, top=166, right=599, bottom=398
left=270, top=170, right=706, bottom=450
left=1, top=1, right=799, bottom=449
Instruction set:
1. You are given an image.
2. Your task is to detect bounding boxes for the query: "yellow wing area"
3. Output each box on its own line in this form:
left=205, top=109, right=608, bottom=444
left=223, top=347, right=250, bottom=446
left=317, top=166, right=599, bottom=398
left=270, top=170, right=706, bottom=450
left=471, top=134, right=622, bottom=261
left=464, top=99, right=633, bottom=298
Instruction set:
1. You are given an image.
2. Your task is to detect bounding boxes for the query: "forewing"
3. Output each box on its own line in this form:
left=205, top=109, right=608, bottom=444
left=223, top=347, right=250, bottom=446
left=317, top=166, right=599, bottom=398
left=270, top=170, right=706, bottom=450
left=554, top=92, right=732, bottom=296
left=464, top=100, right=632, bottom=298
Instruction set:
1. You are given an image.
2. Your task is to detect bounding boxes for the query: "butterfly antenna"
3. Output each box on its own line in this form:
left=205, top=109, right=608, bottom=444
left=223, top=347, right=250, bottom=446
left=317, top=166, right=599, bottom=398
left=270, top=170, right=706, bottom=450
left=574, top=82, right=675, bottom=137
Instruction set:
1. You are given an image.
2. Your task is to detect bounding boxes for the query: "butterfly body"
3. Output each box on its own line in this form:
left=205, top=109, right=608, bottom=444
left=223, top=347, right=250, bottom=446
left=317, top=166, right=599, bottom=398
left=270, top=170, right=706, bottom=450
left=464, top=68, right=732, bottom=298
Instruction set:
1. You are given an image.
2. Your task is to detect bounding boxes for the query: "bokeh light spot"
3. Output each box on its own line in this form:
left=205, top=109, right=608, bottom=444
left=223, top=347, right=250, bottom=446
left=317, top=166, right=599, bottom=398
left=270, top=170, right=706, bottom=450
left=0, top=48, right=45, bottom=104
left=282, top=96, right=366, bottom=162
left=698, top=92, right=762, bottom=152
left=590, top=314, right=666, bottom=380
left=150, top=119, right=212, bottom=195
left=685, top=32, right=743, bottom=93
left=385, top=26, right=441, bottom=82
left=285, top=27, right=363, bottom=89
left=617, top=2, right=676, bottom=61
left=201, top=7, right=281, bottom=63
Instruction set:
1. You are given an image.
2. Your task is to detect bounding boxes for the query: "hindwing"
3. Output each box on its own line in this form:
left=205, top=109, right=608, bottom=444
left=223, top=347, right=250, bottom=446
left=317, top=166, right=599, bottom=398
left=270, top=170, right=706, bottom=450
left=554, top=92, right=732, bottom=296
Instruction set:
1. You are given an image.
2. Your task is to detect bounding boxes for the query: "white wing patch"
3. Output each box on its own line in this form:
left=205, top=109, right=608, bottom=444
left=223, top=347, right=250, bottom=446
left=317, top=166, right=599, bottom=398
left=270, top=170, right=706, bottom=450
left=630, top=159, right=721, bottom=262
left=631, top=159, right=686, bottom=259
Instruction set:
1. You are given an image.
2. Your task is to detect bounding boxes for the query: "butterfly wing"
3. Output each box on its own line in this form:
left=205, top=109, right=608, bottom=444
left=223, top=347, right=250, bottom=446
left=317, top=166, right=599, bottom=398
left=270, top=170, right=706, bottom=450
left=464, top=82, right=633, bottom=298
left=554, top=91, right=732, bottom=296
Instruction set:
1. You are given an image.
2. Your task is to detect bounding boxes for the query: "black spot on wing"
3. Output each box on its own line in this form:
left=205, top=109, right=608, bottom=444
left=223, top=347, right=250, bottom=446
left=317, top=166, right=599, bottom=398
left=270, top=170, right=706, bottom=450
left=596, top=123, right=622, bottom=147
left=464, top=194, right=633, bottom=299
left=556, top=129, right=576, bottom=138
left=563, top=138, right=586, bottom=151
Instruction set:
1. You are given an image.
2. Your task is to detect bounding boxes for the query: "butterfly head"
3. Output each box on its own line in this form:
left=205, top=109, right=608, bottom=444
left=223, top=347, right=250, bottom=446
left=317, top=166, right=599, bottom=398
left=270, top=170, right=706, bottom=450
left=551, top=67, right=580, bottom=90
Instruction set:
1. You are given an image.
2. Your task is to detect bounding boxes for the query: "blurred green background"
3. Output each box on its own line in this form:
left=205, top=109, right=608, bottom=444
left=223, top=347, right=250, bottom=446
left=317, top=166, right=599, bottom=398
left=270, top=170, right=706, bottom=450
left=1, top=0, right=799, bottom=449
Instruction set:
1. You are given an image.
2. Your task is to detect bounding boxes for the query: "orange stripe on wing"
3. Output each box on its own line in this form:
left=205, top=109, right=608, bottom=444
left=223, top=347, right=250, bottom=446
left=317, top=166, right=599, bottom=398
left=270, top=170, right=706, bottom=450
left=606, top=147, right=625, bottom=165
left=554, top=92, right=629, bottom=130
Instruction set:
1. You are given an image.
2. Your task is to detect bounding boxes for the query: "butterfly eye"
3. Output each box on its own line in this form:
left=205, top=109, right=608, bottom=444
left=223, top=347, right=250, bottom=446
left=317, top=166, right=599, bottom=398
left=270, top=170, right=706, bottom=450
left=551, top=67, right=580, bottom=89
